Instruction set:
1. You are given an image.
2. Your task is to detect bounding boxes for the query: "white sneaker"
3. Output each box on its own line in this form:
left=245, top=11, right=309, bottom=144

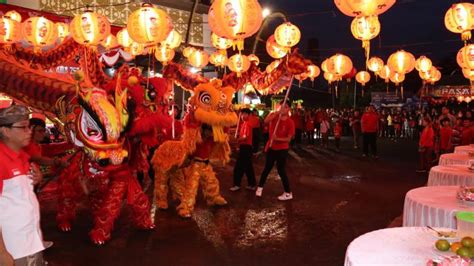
left=277, top=192, right=293, bottom=201
left=255, top=187, right=263, bottom=197
left=229, top=186, right=240, bottom=191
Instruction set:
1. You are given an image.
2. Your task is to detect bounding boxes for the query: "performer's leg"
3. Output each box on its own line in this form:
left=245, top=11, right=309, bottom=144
left=127, top=173, right=154, bottom=230
left=200, top=164, right=227, bottom=206
left=177, top=163, right=200, bottom=218
left=89, top=174, right=127, bottom=244
left=56, top=154, right=83, bottom=232
left=169, top=168, right=185, bottom=202
left=153, top=167, right=170, bottom=209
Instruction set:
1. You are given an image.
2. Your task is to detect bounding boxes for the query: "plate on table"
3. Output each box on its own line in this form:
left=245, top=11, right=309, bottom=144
left=426, top=227, right=458, bottom=240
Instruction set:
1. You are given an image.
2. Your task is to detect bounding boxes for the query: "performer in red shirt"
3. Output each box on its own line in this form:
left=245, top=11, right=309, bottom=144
left=417, top=117, right=434, bottom=172
left=256, top=100, right=295, bottom=201
left=461, top=119, right=473, bottom=145
left=439, top=118, right=453, bottom=154
left=23, top=118, right=68, bottom=169
left=334, top=119, right=343, bottom=152
left=248, top=109, right=261, bottom=153
left=361, top=106, right=379, bottom=158
left=231, top=109, right=256, bottom=191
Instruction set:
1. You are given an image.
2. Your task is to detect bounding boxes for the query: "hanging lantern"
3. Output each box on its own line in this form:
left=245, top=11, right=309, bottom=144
left=377, top=65, right=391, bottom=82
left=324, top=72, right=339, bottom=83
left=182, top=46, right=196, bottom=58
left=466, top=97, right=472, bottom=103
left=127, top=4, right=173, bottom=45
left=415, top=56, right=433, bottom=73
left=457, top=44, right=474, bottom=70
left=188, top=49, right=209, bottom=69
left=389, top=71, right=405, bottom=85
left=344, top=67, right=357, bottom=82
left=274, top=22, right=301, bottom=48
left=327, top=53, right=353, bottom=76
left=117, top=28, right=133, bottom=48
left=0, top=17, right=21, bottom=44
left=419, top=66, right=437, bottom=81
left=295, top=73, right=308, bottom=83
left=162, top=29, right=182, bottom=49
left=458, top=96, right=466, bottom=102
left=208, top=0, right=263, bottom=51
left=350, top=15, right=380, bottom=61
left=444, top=3, right=474, bottom=41
left=211, top=32, right=233, bottom=50
left=307, top=64, right=321, bottom=81
left=367, top=56, right=384, bottom=73
left=462, top=68, right=474, bottom=81
left=228, top=54, right=251, bottom=76
left=321, top=59, right=330, bottom=73
left=101, top=34, right=118, bottom=50
left=266, top=60, right=281, bottom=73
left=70, top=11, right=110, bottom=46
left=209, top=52, right=227, bottom=67
left=155, top=45, right=175, bottom=64
left=56, top=22, right=69, bottom=42
left=427, top=69, right=441, bottom=84
left=5, top=10, right=22, bottom=22
left=126, top=42, right=145, bottom=57
left=356, top=71, right=371, bottom=86
left=387, top=50, right=416, bottom=74
left=248, top=54, right=260, bottom=65
left=266, top=34, right=288, bottom=59
left=21, top=17, right=57, bottom=51
left=334, top=0, right=396, bottom=17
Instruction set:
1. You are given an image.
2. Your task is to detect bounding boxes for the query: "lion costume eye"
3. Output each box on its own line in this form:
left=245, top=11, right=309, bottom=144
left=199, top=91, right=211, bottom=105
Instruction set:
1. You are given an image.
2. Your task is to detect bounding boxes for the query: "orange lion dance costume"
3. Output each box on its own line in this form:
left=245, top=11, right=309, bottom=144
left=151, top=78, right=238, bottom=218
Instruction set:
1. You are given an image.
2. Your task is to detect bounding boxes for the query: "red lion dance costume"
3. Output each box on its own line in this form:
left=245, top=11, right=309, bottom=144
left=0, top=39, right=172, bottom=245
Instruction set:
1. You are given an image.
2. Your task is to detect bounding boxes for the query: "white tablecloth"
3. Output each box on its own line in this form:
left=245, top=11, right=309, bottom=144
left=403, top=186, right=474, bottom=228
left=454, top=145, right=474, bottom=155
left=344, top=227, right=450, bottom=266
left=428, top=165, right=474, bottom=187
left=439, top=153, right=473, bottom=166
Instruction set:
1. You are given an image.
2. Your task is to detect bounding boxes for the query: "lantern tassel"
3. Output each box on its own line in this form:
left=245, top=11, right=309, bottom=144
left=363, top=40, right=370, bottom=68
left=462, top=31, right=471, bottom=42
left=335, top=83, right=338, bottom=98
left=401, top=83, right=404, bottom=99
left=386, top=82, right=389, bottom=93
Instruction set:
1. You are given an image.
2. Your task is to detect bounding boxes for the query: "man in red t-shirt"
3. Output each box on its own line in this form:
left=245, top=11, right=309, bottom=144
left=461, top=119, right=473, bottom=145
left=257, top=101, right=295, bottom=201
left=231, top=109, right=256, bottom=191
left=439, top=118, right=453, bottom=154
left=248, top=109, right=261, bottom=153
left=361, top=106, right=379, bottom=158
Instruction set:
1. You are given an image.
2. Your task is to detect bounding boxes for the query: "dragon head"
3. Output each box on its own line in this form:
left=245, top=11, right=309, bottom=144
left=57, top=79, right=130, bottom=168
left=188, top=79, right=238, bottom=142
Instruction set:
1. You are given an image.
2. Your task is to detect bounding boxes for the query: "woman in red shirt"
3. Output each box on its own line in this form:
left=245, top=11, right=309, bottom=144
left=439, top=118, right=453, bottom=154
left=257, top=101, right=295, bottom=201
left=417, top=117, right=434, bottom=173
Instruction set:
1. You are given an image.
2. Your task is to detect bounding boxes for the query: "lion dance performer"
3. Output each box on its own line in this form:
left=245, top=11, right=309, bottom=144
left=151, top=78, right=238, bottom=218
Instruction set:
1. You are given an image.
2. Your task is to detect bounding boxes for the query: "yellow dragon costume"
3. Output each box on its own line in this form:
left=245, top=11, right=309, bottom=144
left=151, top=76, right=237, bottom=218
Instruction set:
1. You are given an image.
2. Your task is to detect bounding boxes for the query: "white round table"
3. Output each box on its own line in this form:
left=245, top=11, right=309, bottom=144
left=428, top=165, right=474, bottom=187
left=344, top=227, right=451, bottom=266
left=439, top=153, right=473, bottom=166
left=403, top=186, right=474, bottom=228
left=454, top=145, right=474, bottom=155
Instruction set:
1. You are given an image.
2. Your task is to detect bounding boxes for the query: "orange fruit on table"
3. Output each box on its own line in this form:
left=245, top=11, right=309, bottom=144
left=461, top=237, right=474, bottom=248
left=451, top=242, right=462, bottom=253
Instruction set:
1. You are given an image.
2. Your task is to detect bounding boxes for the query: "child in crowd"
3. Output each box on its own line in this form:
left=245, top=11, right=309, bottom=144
left=320, top=116, right=330, bottom=148
left=417, top=117, right=434, bottom=173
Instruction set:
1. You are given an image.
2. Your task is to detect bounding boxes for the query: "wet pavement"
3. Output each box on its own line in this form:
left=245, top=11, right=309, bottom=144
left=38, top=137, right=426, bottom=266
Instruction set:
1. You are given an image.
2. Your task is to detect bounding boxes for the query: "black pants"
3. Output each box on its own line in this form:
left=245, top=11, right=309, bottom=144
left=307, top=130, right=314, bottom=144
left=363, top=132, right=377, bottom=156
left=233, top=145, right=256, bottom=187
left=258, top=149, right=291, bottom=192
left=295, top=128, right=302, bottom=144
left=252, top=128, right=261, bottom=153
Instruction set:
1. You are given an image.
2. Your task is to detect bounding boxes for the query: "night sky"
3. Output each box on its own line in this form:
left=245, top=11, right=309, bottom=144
left=258, top=0, right=461, bottom=68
